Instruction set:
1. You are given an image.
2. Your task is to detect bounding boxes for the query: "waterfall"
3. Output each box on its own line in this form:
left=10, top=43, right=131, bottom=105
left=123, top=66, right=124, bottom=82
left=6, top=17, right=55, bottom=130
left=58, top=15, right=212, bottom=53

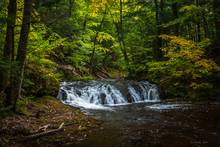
left=57, top=80, right=160, bottom=109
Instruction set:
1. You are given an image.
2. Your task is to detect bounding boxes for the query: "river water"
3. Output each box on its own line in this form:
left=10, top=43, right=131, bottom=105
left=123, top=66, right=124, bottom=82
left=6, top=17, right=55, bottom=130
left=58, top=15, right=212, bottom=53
left=77, top=102, right=220, bottom=147
left=57, top=80, right=220, bottom=147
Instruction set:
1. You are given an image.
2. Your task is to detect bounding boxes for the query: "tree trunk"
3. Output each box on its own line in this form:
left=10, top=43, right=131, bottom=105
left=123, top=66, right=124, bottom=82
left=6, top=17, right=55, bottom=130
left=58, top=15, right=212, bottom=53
left=153, top=0, right=163, bottom=61
left=213, top=0, right=220, bottom=46
left=119, top=0, right=129, bottom=72
left=172, top=2, right=179, bottom=36
left=211, top=0, right=220, bottom=64
left=202, top=12, right=209, bottom=38
left=0, top=0, right=17, bottom=94
left=108, top=0, right=130, bottom=73
left=9, top=0, right=33, bottom=111
left=89, top=8, right=107, bottom=74
left=69, top=0, right=73, bottom=17
left=82, top=1, right=90, bottom=30
left=195, top=0, right=201, bottom=42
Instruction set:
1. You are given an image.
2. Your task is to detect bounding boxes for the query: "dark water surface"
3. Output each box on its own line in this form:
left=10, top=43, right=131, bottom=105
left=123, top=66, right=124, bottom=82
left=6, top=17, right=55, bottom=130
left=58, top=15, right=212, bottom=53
left=73, top=102, right=220, bottom=147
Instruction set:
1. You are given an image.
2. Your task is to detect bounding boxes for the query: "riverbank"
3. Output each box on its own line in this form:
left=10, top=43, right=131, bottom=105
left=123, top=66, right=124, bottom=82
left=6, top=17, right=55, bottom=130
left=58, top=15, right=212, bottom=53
left=0, top=96, right=101, bottom=146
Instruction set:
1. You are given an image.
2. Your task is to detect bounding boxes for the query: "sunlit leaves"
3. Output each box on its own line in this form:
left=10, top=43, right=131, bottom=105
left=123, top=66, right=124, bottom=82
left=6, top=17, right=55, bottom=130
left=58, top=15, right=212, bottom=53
left=96, top=32, right=115, bottom=43
left=16, top=0, right=24, bottom=26
left=90, top=0, right=108, bottom=16
left=148, top=35, right=219, bottom=99
left=28, top=24, right=66, bottom=56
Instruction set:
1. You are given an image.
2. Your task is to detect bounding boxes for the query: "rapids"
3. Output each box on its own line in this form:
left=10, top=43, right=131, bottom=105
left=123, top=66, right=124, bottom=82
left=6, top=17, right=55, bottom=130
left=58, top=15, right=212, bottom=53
left=57, top=80, right=160, bottom=109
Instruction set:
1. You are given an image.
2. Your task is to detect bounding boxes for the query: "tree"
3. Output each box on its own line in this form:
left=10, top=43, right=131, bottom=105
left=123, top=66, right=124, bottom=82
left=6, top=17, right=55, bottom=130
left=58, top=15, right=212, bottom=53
left=118, top=0, right=129, bottom=72
left=171, top=1, right=179, bottom=36
left=0, top=0, right=218, bottom=103
left=213, top=0, right=220, bottom=47
left=89, top=7, right=107, bottom=73
left=8, top=0, right=33, bottom=111
left=148, top=35, right=219, bottom=99
left=195, top=0, right=201, bottom=42
left=0, top=0, right=17, bottom=94
left=153, top=0, right=164, bottom=61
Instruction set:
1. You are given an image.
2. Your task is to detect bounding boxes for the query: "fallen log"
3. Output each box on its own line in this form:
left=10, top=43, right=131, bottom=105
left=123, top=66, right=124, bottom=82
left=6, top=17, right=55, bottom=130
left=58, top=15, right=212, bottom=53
left=20, top=122, right=64, bottom=141
left=30, top=124, right=50, bottom=134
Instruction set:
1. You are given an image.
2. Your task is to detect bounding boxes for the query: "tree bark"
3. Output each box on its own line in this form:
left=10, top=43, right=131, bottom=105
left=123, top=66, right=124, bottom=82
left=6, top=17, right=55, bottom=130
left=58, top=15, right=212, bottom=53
left=195, top=0, right=201, bottom=42
left=211, top=0, right=220, bottom=64
left=69, top=0, right=73, bottom=17
left=153, top=0, right=163, bottom=61
left=119, top=0, right=129, bottom=72
left=107, top=1, right=130, bottom=73
left=213, top=0, right=220, bottom=46
left=202, top=12, right=209, bottom=38
left=9, top=0, right=33, bottom=111
left=0, top=0, right=17, bottom=94
left=89, top=8, right=107, bottom=74
left=172, top=2, right=179, bottom=36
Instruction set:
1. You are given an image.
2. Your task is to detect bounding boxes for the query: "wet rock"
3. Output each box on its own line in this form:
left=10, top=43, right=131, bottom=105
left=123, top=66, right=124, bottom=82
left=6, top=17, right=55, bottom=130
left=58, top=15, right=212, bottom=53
left=100, top=93, right=107, bottom=104
left=60, top=89, right=68, bottom=101
left=90, top=96, right=94, bottom=103
left=76, top=90, right=81, bottom=96
left=127, top=92, right=134, bottom=103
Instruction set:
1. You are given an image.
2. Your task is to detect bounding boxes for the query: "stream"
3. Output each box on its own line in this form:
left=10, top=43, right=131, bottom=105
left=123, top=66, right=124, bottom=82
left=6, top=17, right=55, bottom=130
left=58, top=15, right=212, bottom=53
left=57, top=80, right=220, bottom=147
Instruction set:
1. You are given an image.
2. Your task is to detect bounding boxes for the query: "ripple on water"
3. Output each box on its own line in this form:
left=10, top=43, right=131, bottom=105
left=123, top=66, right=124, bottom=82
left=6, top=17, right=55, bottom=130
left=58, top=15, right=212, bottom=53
left=146, top=103, right=192, bottom=111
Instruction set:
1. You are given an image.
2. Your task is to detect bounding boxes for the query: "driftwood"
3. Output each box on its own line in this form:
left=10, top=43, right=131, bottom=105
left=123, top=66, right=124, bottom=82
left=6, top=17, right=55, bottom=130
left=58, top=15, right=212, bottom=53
left=30, top=124, right=50, bottom=134
left=20, top=122, right=64, bottom=141
left=38, top=124, right=50, bottom=132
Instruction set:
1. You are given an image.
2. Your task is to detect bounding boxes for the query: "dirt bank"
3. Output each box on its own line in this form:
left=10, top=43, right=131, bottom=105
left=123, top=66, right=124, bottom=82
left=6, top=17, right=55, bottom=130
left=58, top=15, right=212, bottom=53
left=0, top=96, right=100, bottom=146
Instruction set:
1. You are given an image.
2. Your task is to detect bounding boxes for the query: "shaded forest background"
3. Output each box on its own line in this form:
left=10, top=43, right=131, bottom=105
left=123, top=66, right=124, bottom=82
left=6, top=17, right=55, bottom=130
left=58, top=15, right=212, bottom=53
left=0, top=0, right=220, bottom=111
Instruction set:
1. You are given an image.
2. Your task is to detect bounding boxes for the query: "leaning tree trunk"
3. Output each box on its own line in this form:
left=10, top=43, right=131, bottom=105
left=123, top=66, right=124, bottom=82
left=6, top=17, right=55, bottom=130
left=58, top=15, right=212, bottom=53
left=0, top=0, right=17, bottom=94
left=9, top=0, right=33, bottom=111
left=119, top=0, right=129, bottom=72
left=89, top=8, right=107, bottom=74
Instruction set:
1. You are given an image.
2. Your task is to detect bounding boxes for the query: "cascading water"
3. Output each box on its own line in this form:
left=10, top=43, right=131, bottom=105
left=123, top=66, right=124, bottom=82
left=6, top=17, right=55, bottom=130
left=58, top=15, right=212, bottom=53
left=57, top=79, right=160, bottom=109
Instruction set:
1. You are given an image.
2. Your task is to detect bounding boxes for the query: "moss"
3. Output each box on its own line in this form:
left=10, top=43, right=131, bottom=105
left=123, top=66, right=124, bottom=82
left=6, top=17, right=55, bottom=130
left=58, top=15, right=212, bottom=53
left=16, top=98, right=31, bottom=115
left=71, top=75, right=95, bottom=81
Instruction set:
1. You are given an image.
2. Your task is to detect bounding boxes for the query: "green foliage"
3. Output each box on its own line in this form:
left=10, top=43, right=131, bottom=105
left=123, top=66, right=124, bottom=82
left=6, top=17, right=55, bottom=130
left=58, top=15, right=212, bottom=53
left=0, top=0, right=7, bottom=54
left=1, top=0, right=220, bottom=102
left=72, top=75, right=95, bottom=81
left=24, top=0, right=220, bottom=100
left=23, top=23, right=64, bottom=96
left=15, top=98, right=30, bottom=115
left=148, top=35, right=219, bottom=99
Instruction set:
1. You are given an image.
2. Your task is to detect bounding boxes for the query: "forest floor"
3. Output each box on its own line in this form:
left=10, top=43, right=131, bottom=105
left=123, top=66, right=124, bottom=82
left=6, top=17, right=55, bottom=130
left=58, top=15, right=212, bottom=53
left=0, top=96, right=101, bottom=146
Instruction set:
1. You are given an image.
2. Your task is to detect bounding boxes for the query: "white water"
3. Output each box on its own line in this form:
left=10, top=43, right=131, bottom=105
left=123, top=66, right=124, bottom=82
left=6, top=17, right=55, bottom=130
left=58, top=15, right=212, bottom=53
left=57, top=80, right=160, bottom=109
left=146, top=103, right=192, bottom=110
